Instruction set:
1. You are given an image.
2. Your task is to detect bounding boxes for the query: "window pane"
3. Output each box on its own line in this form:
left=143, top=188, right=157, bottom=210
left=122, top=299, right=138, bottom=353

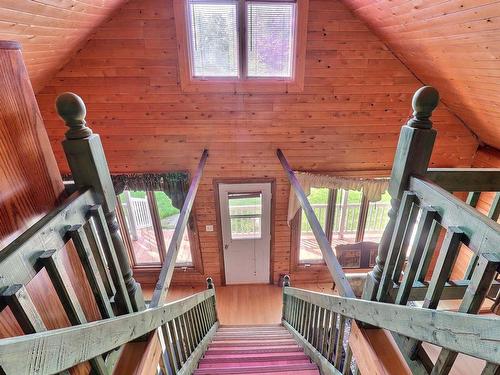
left=363, top=191, right=391, bottom=243
left=299, top=188, right=328, bottom=263
left=332, top=189, right=362, bottom=245
left=118, top=190, right=160, bottom=264
left=228, top=192, right=262, bottom=239
left=153, top=192, right=193, bottom=266
left=247, top=2, right=295, bottom=78
left=189, top=1, right=239, bottom=77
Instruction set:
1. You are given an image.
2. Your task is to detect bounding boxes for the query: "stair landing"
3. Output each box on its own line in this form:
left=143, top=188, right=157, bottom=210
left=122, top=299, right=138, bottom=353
left=194, top=325, right=320, bottom=375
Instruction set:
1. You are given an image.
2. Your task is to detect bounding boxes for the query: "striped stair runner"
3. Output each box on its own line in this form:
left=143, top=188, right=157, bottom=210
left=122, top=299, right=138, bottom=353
left=194, top=324, right=320, bottom=375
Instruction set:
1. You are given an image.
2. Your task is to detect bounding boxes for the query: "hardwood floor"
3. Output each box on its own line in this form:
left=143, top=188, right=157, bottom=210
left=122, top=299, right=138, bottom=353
left=146, top=283, right=336, bottom=325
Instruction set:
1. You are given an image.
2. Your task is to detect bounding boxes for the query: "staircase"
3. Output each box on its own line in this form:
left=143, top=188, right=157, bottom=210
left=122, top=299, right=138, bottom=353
left=194, top=325, right=320, bottom=375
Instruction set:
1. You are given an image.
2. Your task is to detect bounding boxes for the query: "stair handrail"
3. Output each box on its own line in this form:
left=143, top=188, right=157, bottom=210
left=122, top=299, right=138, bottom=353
left=282, top=286, right=500, bottom=364
left=277, top=149, right=356, bottom=299
left=150, top=148, right=208, bottom=308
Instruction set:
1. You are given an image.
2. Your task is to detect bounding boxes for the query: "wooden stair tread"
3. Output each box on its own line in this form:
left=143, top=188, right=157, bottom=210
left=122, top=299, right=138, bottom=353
left=194, top=363, right=319, bottom=374
left=201, top=352, right=309, bottom=362
left=197, top=325, right=319, bottom=375
left=205, top=346, right=302, bottom=354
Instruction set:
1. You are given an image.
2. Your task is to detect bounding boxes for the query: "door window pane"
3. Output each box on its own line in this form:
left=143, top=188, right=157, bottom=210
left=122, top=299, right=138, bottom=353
left=299, top=188, right=328, bottom=263
left=153, top=192, right=193, bottom=266
left=118, top=190, right=160, bottom=264
left=332, top=189, right=362, bottom=245
left=363, top=191, right=391, bottom=243
left=188, top=1, right=239, bottom=77
left=228, top=192, right=262, bottom=239
left=246, top=2, right=295, bottom=78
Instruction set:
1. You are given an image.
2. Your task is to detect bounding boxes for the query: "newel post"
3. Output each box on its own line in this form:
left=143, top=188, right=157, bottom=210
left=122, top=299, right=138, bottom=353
left=56, top=92, right=145, bottom=312
left=362, top=86, right=439, bottom=301
left=282, top=275, right=290, bottom=320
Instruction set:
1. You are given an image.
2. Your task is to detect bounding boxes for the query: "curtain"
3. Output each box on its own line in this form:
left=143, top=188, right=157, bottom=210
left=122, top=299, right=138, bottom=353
left=288, top=172, right=389, bottom=224
left=111, top=172, right=189, bottom=210
left=62, top=172, right=190, bottom=210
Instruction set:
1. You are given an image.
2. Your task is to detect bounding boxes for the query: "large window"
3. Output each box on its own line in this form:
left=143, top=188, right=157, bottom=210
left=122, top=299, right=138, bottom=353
left=187, top=0, right=295, bottom=79
left=295, top=188, right=391, bottom=266
left=174, top=0, right=308, bottom=92
left=116, top=190, right=196, bottom=267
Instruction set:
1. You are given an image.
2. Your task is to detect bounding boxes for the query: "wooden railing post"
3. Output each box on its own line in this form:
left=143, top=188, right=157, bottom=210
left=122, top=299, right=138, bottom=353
left=282, top=274, right=290, bottom=320
left=362, top=86, right=439, bottom=301
left=56, top=92, right=145, bottom=312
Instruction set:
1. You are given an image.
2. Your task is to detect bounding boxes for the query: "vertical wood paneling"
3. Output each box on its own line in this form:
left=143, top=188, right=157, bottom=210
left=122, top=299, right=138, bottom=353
left=37, top=0, right=478, bottom=285
left=342, top=0, right=500, bottom=149
left=0, top=42, right=65, bottom=249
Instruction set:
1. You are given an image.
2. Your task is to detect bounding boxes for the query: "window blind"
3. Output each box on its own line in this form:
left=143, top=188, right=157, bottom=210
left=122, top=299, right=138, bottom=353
left=246, top=1, right=295, bottom=78
left=188, top=1, right=239, bottom=77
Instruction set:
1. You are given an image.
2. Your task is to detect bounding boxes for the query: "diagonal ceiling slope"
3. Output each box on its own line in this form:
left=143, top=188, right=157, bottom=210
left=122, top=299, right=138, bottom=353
left=341, top=0, right=500, bottom=149
left=0, top=0, right=128, bottom=92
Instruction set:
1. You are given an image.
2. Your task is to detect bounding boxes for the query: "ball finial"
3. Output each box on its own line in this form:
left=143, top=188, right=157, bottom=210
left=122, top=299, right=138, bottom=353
left=283, top=274, right=290, bottom=287
left=409, top=86, right=439, bottom=129
left=56, top=92, right=92, bottom=139
left=206, top=277, right=214, bottom=289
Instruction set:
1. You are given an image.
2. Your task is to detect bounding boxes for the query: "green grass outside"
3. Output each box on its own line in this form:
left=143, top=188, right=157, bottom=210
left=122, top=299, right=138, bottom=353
left=119, top=191, right=179, bottom=220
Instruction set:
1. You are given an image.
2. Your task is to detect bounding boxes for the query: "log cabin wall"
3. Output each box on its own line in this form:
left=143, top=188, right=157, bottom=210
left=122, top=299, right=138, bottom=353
left=37, top=0, right=479, bottom=286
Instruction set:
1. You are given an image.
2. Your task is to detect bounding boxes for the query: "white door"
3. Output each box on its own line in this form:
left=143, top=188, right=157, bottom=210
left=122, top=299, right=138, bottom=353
left=218, top=183, right=271, bottom=284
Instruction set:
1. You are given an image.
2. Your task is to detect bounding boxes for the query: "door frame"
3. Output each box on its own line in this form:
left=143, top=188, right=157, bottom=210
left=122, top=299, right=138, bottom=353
left=214, top=178, right=276, bottom=286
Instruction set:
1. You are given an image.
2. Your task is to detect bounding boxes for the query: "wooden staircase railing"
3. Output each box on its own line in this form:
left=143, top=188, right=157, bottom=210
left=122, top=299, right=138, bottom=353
left=278, top=86, right=500, bottom=374
left=0, top=286, right=217, bottom=374
left=0, top=92, right=213, bottom=375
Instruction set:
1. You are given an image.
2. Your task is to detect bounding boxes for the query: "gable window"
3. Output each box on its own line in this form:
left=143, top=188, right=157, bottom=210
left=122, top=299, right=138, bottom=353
left=175, top=0, right=308, bottom=92
left=292, top=188, right=391, bottom=268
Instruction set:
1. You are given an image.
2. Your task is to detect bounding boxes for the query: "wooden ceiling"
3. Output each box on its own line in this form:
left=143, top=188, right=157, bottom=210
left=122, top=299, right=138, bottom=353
left=0, top=0, right=127, bottom=92
left=341, top=0, right=500, bottom=149
left=1, top=1, right=498, bottom=149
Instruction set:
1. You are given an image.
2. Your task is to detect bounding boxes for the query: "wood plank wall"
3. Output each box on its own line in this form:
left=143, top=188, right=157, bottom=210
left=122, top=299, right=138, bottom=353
left=342, top=0, right=500, bottom=149
left=0, top=43, right=101, bottom=374
left=0, top=0, right=126, bottom=92
left=37, top=0, right=478, bottom=286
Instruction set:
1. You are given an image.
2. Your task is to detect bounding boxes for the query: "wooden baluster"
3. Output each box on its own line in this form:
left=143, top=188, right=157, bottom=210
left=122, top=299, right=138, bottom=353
left=0, top=284, right=46, bottom=334
left=83, top=220, right=115, bottom=299
left=405, top=228, right=463, bottom=359
left=376, top=191, right=418, bottom=301
left=69, top=225, right=115, bottom=319
left=334, top=315, right=346, bottom=369
left=327, top=312, right=337, bottom=363
left=343, top=345, right=353, bottom=375
left=89, top=205, right=133, bottom=313
left=299, top=299, right=306, bottom=335
left=431, top=254, right=500, bottom=375
left=423, top=228, right=464, bottom=309
left=161, top=324, right=179, bottom=374
left=175, top=316, right=189, bottom=362
left=481, top=363, right=499, bottom=375
left=395, top=206, right=438, bottom=305
left=321, top=309, right=331, bottom=357
left=56, top=92, right=144, bottom=313
left=169, top=320, right=184, bottom=367
left=466, top=192, right=481, bottom=208
left=0, top=285, right=72, bottom=375
left=38, top=250, right=108, bottom=374
left=391, top=203, right=420, bottom=285
left=363, top=86, right=439, bottom=301
left=316, top=307, right=325, bottom=350
left=416, top=220, right=442, bottom=282
left=192, top=305, right=203, bottom=344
